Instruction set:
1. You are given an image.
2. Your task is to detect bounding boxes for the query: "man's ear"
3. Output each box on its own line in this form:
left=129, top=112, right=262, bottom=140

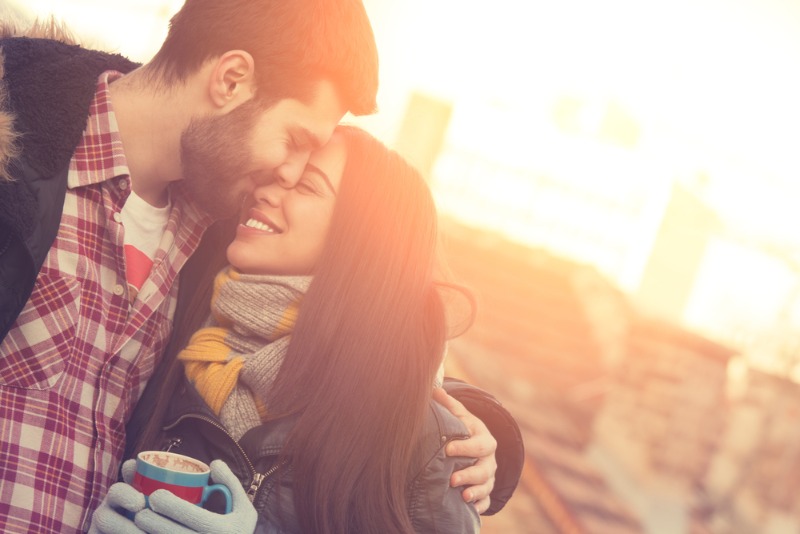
left=207, top=50, right=256, bottom=110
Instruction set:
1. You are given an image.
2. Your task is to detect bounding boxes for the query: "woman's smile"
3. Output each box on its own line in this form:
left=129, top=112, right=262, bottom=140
left=226, top=131, right=346, bottom=275
left=240, top=208, right=283, bottom=234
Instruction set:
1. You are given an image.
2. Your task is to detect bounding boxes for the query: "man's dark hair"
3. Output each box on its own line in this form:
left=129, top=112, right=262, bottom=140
left=148, top=0, right=378, bottom=115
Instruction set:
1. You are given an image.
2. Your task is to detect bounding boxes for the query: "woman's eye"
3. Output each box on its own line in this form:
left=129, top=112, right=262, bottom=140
left=297, top=181, right=316, bottom=194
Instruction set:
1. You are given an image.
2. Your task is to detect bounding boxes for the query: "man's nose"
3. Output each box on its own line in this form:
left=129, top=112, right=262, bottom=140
left=274, top=151, right=310, bottom=188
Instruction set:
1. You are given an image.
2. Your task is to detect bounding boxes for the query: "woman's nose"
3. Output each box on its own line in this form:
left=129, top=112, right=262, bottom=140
left=253, top=182, right=285, bottom=207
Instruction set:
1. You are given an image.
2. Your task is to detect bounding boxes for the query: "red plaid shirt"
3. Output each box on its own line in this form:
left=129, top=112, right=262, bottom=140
left=0, top=72, right=212, bottom=533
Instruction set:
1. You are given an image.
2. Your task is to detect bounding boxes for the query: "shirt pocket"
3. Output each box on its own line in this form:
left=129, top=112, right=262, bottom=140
left=0, top=276, right=79, bottom=389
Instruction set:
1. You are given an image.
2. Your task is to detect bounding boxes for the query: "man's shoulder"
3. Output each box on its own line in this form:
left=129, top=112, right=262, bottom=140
left=0, top=37, right=139, bottom=181
left=0, top=37, right=139, bottom=74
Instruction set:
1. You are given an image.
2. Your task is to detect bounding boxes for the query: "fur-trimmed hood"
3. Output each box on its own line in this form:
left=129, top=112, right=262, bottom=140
left=0, top=37, right=138, bottom=239
left=0, top=37, right=138, bottom=180
left=0, top=52, right=18, bottom=181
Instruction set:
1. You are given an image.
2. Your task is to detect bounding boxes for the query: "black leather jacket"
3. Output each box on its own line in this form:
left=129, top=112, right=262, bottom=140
left=141, top=378, right=481, bottom=533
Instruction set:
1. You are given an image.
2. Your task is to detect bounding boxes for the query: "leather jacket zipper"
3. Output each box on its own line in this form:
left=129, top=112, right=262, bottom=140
left=246, top=459, right=287, bottom=500
left=164, top=437, right=182, bottom=452
left=246, top=472, right=266, bottom=500
left=164, top=414, right=281, bottom=503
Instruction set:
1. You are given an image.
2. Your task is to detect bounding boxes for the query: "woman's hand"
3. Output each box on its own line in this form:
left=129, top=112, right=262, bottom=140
left=134, top=459, right=257, bottom=534
left=433, top=387, right=497, bottom=514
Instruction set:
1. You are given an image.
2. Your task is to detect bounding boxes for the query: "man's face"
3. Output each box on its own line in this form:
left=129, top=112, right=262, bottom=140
left=179, top=79, right=346, bottom=219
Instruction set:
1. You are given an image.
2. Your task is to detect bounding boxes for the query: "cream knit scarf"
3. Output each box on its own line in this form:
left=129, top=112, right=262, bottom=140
left=178, top=267, right=310, bottom=441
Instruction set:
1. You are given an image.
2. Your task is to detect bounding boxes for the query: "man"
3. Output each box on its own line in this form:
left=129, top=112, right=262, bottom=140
left=0, top=3, right=521, bottom=532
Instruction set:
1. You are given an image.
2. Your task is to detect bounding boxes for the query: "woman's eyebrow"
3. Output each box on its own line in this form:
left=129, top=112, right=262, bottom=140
left=305, top=163, right=336, bottom=194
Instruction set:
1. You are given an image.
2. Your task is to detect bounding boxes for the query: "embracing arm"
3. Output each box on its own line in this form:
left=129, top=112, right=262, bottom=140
left=440, top=378, right=525, bottom=516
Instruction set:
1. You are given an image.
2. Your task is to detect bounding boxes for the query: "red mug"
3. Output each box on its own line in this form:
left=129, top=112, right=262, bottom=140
left=132, top=451, right=233, bottom=514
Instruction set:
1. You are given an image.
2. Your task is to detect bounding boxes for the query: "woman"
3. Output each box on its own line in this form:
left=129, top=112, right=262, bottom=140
left=94, top=125, right=481, bottom=533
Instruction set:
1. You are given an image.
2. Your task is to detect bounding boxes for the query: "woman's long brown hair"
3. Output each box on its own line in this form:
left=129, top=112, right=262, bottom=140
left=267, top=125, right=448, bottom=533
left=133, top=125, right=463, bottom=533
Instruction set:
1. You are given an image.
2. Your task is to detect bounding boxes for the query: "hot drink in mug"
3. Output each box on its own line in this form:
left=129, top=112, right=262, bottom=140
left=133, top=451, right=233, bottom=514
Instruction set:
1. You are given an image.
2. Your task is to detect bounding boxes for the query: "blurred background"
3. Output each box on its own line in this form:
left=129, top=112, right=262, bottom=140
left=5, top=1, right=800, bottom=532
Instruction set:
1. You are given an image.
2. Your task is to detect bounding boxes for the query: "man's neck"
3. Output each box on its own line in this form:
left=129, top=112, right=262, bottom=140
left=108, top=68, right=195, bottom=208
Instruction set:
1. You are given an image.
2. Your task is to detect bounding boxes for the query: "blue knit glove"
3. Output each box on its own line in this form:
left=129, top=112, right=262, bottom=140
left=134, top=460, right=257, bottom=534
left=89, top=460, right=146, bottom=534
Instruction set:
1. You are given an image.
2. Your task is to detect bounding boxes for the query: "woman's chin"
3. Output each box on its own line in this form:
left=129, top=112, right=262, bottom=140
left=225, top=244, right=244, bottom=272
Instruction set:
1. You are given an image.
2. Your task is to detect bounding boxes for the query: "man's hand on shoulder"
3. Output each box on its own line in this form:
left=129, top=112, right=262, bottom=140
left=433, top=387, right=497, bottom=514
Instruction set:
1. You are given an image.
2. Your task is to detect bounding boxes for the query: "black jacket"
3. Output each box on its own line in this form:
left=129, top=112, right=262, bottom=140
left=135, top=377, right=482, bottom=533
left=0, top=37, right=138, bottom=341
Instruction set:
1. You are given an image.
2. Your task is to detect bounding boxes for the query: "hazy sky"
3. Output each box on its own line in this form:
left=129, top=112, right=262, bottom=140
left=16, top=0, right=800, bottom=183
left=368, top=0, right=800, bottom=180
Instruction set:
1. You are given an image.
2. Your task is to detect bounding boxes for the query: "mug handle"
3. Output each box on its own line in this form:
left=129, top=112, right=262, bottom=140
left=202, top=483, right=233, bottom=514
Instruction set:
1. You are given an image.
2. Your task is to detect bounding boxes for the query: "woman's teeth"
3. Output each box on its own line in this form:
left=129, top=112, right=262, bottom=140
left=245, top=218, right=276, bottom=233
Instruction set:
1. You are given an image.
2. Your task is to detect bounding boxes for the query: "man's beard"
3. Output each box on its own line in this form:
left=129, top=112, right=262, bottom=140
left=179, top=99, right=262, bottom=219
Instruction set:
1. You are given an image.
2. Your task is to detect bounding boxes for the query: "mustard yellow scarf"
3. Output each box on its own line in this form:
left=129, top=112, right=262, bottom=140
left=178, top=267, right=310, bottom=440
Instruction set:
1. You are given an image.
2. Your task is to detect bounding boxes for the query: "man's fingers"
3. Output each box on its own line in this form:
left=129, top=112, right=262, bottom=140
left=435, top=385, right=498, bottom=516
left=472, top=495, right=492, bottom=515
left=446, top=434, right=497, bottom=458
left=435, top=388, right=497, bottom=458
left=458, top=478, right=494, bottom=501
left=432, top=387, right=469, bottom=419
left=450, top=461, right=496, bottom=490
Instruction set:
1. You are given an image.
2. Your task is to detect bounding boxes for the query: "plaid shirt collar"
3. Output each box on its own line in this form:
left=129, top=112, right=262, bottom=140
left=68, top=71, right=131, bottom=190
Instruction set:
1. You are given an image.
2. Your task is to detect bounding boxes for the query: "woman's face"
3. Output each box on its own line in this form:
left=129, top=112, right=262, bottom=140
left=226, top=131, right=346, bottom=275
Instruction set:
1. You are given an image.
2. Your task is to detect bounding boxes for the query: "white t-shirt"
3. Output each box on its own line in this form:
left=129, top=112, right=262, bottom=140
left=120, top=190, right=171, bottom=300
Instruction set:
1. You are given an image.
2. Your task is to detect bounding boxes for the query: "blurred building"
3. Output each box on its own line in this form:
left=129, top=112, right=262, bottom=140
left=518, top=387, right=645, bottom=534
left=441, top=218, right=645, bottom=533
left=391, top=88, right=800, bottom=371
left=441, top=219, right=621, bottom=440
left=697, top=369, right=800, bottom=534
left=635, top=185, right=722, bottom=321
left=390, top=86, right=800, bottom=534
left=437, top=206, right=799, bottom=534
left=439, top=217, right=748, bottom=534
left=592, top=317, right=735, bottom=493
left=427, top=92, right=674, bottom=304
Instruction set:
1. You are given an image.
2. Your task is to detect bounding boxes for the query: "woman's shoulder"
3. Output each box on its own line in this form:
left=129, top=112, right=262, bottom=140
left=426, top=398, right=470, bottom=440
left=405, top=400, right=481, bottom=533
left=407, top=400, right=471, bottom=480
